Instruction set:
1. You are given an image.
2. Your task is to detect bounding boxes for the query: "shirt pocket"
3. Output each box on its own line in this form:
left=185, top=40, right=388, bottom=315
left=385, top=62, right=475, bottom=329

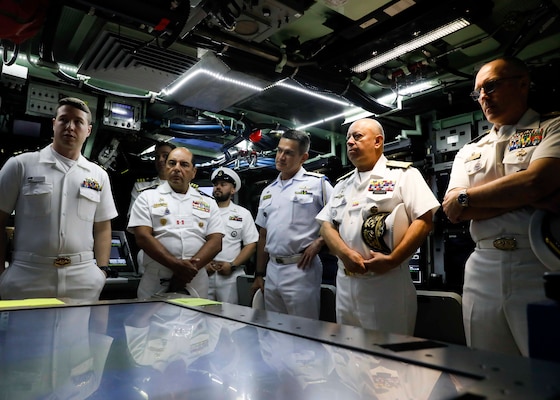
left=78, top=187, right=100, bottom=221
left=330, top=195, right=347, bottom=224
left=292, top=193, right=315, bottom=223
left=464, top=154, right=488, bottom=176
left=151, top=206, right=169, bottom=228
left=226, top=219, right=243, bottom=238
left=21, top=182, right=53, bottom=217
left=503, top=146, right=536, bottom=174
left=192, top=208, right=210, bottom=234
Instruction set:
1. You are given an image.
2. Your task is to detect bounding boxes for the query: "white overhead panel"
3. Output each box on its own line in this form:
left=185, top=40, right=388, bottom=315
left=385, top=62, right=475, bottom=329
left=164, top=52, right=272, bottom=112
left=78, top=28, right=197, bottom=93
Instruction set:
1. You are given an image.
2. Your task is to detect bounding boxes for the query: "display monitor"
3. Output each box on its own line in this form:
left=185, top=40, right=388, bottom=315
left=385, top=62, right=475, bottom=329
left=108, top=231, right=136, bottom=275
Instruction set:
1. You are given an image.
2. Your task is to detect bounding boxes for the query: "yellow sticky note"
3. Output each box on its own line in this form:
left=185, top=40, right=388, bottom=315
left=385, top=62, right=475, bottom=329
left=168, top=298, right=221, bottom=307
left=0, top=298, right=65, bottom=309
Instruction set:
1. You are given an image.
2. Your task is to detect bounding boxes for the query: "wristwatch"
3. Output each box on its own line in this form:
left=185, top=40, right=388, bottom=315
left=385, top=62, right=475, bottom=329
left=457, top=189, right=469, bottom=208
left=99, top=266, right=119, bottom=278
left=230, top=263, right=237, bottom=272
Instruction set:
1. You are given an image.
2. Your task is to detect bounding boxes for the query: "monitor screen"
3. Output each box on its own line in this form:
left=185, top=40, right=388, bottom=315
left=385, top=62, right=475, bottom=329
left=108, top=231, right=135, bottom=274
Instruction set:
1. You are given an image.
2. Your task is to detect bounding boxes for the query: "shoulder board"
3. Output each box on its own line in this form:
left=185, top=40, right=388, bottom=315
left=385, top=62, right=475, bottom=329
left=196, top=188, right=213, bottom=198
left=468, top=130, right=490, bottom=144
left=336, top=169, right=354, bottom=182
left=190, top=182, right=199, bottom=189
left=135, top=176, right=157, bottom=183
left=303, top=171, right=324, bottom=178
left=138, top=183, right=159, bottom=193
left=386, top=160, right=412, bottom=169
left=541, top=111, right=560, bottom=122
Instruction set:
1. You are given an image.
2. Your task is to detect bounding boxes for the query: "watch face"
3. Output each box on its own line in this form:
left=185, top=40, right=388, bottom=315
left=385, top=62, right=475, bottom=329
left=458, top=193, right=468, bottom=206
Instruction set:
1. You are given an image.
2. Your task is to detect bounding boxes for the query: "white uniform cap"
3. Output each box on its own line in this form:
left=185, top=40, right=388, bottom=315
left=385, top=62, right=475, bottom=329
left=529, top=210, right=560, bottom=271
left=211, top=167, right=242, bottom=191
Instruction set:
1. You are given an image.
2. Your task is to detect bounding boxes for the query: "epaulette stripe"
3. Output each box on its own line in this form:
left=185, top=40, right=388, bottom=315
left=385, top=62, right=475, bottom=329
left=138, top=184, right=159, bottom=193
left=468, top=130, right=491, bottom=144
left=336, top=170, right=354, bottom=182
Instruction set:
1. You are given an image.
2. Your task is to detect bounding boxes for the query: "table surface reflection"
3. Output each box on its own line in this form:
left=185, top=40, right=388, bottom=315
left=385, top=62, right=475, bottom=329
left=0, top=300, right=559, bottom=400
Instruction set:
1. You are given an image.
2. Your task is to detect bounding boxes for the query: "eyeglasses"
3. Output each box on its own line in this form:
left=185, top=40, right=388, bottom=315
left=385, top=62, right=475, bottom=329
left=469, top=75, right=524, bottom=101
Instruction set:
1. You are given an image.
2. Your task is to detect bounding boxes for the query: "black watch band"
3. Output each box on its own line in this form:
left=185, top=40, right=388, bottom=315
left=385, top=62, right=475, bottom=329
left=99, top=266, right=119, bottom=278
left=254, top=271, right=266, bottom=278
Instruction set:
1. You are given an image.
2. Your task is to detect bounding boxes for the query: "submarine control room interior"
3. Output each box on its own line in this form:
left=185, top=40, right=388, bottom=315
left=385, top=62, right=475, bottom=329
left=1, top=0, right=560, bottom=399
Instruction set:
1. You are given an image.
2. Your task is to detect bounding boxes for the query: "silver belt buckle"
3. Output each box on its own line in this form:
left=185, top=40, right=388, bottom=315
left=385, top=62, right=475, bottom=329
left=493, top=237, right=517, bottom=251
left=54, top=256, right=72, bottom=267
left=275, top=257, right=285, bottom=264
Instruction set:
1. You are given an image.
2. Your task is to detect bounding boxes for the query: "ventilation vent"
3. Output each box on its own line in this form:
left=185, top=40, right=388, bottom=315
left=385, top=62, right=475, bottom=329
left=79, top=31, right=198, bottom=92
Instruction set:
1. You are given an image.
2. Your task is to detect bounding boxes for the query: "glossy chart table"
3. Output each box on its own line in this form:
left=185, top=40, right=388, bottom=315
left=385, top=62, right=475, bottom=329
left=0, top=299, right=559, bottom=400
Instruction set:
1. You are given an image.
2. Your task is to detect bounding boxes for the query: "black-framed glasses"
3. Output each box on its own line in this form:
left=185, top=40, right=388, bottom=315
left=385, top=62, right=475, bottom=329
left=469, top=75, right=524, bottom=101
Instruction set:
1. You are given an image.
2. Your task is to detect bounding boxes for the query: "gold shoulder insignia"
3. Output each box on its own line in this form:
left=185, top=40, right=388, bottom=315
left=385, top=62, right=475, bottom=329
left=136, top=176, right=156, bottom=183
left=336, top=169, right=355, bottom=182
left=386, top=160, right=412, bottom=169
left=190, top=182, right=199, bottom=189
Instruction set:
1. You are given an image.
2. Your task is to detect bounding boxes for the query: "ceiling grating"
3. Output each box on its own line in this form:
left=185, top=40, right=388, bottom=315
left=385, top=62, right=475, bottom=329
left=78, top=30, right=199, bottom=92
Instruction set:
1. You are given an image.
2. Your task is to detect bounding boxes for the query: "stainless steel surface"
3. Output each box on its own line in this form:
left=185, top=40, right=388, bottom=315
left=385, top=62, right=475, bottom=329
left=0, top=300, right=559, bottom=399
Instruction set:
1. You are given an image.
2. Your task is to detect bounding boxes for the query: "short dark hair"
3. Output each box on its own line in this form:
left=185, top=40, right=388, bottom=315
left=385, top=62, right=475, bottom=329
left=281, top=129, right=310, bottom=154
left=56, top=97, right=92, bottom=124
left=155, top=141, right=176, bottom=151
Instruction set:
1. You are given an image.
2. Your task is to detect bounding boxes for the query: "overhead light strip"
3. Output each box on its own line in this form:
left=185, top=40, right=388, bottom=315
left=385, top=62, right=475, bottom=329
left=162, top=69, right=266, bottom=96
left=162, top=70, right=353, bottom=107
left=274, top=82, right=352, bottom=107
left=351, top=18, right=470, bottom=73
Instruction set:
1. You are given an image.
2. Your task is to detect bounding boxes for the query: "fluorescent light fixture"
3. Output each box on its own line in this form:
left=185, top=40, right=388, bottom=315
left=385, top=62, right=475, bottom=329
left=343, top=108, right=374, bottom=124
left=378, top=80, right=438, bottom=105
left=352, top=18, right=470, bottom=73
left=296, top=111, right=348, bottom=130
left=162, top=69, right=265, bottom=96
left=274, top=81, right=352, bottom=107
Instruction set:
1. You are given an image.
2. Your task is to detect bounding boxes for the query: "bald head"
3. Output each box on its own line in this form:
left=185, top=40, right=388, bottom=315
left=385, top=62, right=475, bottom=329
left=346, top=118, right=385, bottom=171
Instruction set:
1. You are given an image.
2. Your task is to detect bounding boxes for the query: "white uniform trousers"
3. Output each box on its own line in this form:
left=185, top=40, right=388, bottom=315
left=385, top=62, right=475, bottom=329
left=0, top=259, right=106, bottom=302
left=264, top=257, right=322, bottom=319
left=207, top=268, right=244, bottom=304
left=137, top=261, right=209, bottom=300
left=462, top=247, right=548, bottom=356
left=336, top=264, right=417, bottom=335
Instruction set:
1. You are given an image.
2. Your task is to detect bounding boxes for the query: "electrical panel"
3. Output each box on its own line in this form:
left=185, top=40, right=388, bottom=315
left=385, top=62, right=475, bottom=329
left=434, top=123, right=472, bottom=154
left=26, top=83, right=98, bottom=122
left=102, top=96, right=143, bottom=131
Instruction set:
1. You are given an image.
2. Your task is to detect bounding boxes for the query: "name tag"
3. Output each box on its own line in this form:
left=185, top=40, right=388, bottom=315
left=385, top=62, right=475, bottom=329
left=27, top=176, right=46, bottom=183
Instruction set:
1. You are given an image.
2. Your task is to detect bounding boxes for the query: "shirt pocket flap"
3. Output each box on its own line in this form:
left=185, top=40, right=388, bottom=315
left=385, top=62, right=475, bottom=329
left=151, top=206, right=167, bottom=217
left=79, top=186, right=101, bottom=202
left=22, top=182, right=53, bottom=196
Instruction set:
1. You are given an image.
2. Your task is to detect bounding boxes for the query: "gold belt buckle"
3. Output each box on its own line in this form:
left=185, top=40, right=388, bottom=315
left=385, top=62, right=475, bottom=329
left=493, top=237, right=517, bottom=251
left=344, top=268, right=356, bottom=277
left=54, top=256, right=71, bottom=267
